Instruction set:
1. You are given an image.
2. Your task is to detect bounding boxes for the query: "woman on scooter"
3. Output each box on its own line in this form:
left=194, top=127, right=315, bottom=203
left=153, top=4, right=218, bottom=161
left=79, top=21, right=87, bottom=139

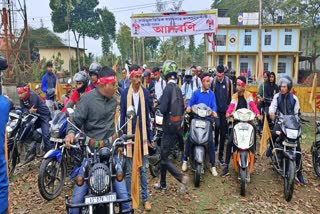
left=221, top=76, right=262, bottom=177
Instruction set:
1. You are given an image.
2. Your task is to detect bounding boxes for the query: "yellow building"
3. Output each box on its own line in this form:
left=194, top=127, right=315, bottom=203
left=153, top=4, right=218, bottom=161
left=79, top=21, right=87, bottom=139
left=206, top=24, right=301, bottom=82
left=37, top=45, right=86, bottom=73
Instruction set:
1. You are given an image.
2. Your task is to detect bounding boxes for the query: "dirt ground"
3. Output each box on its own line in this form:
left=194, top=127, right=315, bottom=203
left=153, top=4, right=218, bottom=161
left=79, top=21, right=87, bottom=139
left=9, top=119, right=320, bottom=214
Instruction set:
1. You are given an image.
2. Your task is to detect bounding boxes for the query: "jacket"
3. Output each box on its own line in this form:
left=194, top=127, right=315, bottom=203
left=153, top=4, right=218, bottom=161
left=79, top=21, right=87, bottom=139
left=41, top=71, right=57, bottom=100
left=269, top=92, right=300, bottom=116
left=226, top=91, right=260, bottom=115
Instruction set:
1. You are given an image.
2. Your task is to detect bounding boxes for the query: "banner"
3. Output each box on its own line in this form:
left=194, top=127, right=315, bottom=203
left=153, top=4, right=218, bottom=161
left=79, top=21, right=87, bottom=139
left=131, top=10, right=218, bottom=37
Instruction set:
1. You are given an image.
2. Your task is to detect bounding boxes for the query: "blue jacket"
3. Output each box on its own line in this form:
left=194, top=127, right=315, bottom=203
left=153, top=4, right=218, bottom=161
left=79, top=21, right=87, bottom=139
left=120, top=87, right=153, bottom=145
left=0, top=96, right=10, bottom=213
left=20, top=90, right=51, bottom=121
left=41, top=71, right=56, bottom=100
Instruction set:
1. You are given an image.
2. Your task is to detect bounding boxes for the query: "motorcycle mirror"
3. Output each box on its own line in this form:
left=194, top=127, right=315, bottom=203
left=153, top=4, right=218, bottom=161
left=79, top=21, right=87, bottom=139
left=65, top=108, right=74, bottom=118
left=126, top=105, right=136, bottom=119
left=67, top=78, right=72, bottom=84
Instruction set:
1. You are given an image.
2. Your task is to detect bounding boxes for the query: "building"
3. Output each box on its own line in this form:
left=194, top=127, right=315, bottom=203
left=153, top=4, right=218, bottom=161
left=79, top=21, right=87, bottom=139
left=206, top=24, right=300, bottom=81
left=37, top=45, right=86, bottom=73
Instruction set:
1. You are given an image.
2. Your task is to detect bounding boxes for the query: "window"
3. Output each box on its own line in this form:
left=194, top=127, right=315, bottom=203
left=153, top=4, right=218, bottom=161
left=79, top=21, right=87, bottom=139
left=265, top=29, right=272, bottom=32
left=240, top=55, right=248, bottom=59
left=264, top=56, right=269, bottom=59
left=244, top=35, right=251, bottom=46
left=216, top=35, right=226, bottom=46
left=245, top=29, right=252, bottom=33
left=218, top=56, right=224, bottom=65
left=264, top=35, right=271, bottom=45
left=240, top=62, right=248, bottom=71
left=285, top=35, right=292, bottom=45
left=285, top=28, right=292, bottom=32
left=228, top=61, right=232, bottom=69
left=278, top=62, right=286, bottom=73
left=279, top=55, right=287, bottom=59
left=264, top=63, right=269, bottom=71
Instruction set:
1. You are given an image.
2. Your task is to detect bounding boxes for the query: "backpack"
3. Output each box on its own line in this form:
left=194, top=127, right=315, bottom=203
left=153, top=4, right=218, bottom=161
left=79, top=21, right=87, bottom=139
left=168, top=83, right=184, bottom=133
left=211, top=76, right=232, bottom=99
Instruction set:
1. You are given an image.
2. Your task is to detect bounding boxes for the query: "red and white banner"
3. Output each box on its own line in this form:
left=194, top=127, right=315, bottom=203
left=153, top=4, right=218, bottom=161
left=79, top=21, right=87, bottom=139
left=131, top=10, right=218, bottom=37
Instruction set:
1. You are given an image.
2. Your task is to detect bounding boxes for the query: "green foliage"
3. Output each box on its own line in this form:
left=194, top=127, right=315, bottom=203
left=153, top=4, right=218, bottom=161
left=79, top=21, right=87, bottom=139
left=31, top=58, right=48, bottom=81
left=144, top=37, right=160, bottom=61
left=98, top=8, right=116, bottom=54
left=188, top=35, right=195, bottom=61
left=116, top=23, right=133, bottom=62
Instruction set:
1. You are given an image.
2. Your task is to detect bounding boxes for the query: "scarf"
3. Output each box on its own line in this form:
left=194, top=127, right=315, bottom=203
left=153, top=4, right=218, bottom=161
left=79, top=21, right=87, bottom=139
left=126, top=85, right=148, bottom=157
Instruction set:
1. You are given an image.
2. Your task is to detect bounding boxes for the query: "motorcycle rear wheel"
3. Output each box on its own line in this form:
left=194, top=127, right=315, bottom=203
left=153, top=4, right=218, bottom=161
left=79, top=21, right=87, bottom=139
left=149, top=162, right=160, bottom=177
left=312, top=145, right=320, bottom=177
left=38, top=157, right=66, bottom=201
left=8, top=142, right=19, bottom=178
left=240, top=167, right=247, bottom=196
left=284, top=159, right=295, bottom=202
left=194, top=163, right=201, bottom=187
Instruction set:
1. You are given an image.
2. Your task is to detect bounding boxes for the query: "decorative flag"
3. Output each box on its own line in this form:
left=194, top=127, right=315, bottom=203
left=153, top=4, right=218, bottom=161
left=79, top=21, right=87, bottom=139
left=55, top=80, right=62, bottom=102
left=259, top=113, right=272, bottom=156
left=309, top=72, right=317, bottom=112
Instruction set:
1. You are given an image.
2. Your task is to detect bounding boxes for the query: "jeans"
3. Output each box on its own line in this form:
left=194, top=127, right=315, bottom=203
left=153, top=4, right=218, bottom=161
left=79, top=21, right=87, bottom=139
left=183, top=122, right=215, bottom=166
left=160, top=133, right=184, bottom=188
left=215, top=113, right=227, bottom=160
left=124, top=156, right=148, bottom=202
left=35, top=118, right=51, bottom=152
left=69, top=158, right=131, bottom=214
left=45, top=99, right=54, bottom=113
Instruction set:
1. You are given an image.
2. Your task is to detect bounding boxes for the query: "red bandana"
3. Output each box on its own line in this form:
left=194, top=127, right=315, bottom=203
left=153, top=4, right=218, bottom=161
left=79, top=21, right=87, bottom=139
left=202, top=76, right=210, bottom=82
left=237, top=79, right=246, bottom=87
left=130, top=69, right=142, bottom=77
left=98, top=76, right=116, bottom=84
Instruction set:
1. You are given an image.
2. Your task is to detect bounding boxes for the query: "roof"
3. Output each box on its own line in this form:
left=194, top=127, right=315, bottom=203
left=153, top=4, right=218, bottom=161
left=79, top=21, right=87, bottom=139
left=218, top=24, right=301, bottom=29
left=36, top=45, right=86, bottom=50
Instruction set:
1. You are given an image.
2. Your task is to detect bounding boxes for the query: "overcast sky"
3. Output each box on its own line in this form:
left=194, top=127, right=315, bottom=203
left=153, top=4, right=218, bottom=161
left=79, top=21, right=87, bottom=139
left=13, top=0, right=212, bottom=57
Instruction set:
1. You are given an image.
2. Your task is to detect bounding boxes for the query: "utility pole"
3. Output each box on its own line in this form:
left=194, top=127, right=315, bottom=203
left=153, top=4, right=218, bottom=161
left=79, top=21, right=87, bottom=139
left=23, top=0, right=30, bottom=64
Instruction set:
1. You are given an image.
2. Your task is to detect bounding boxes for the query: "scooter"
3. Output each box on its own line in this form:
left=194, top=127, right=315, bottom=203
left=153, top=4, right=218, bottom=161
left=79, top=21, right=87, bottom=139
left=229, top=108, right=256, bottom=196
left=188, top=103, right=213, bottom=187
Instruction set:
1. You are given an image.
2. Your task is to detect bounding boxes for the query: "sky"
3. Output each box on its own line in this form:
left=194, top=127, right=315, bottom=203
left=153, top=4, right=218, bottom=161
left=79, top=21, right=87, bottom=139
left=13, top=0, right=213, bottom=57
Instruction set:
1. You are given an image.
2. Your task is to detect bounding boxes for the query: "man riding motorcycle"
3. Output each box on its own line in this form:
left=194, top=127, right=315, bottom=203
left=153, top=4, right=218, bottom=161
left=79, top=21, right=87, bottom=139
left=221, top=76, right=262, bottom=177
left=65, top=66, right=131, bottom=214
left=268, top=75, right=305, bottom=184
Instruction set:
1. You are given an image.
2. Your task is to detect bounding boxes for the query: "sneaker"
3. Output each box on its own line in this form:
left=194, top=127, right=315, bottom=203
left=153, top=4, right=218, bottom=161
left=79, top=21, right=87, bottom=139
left=211, top=167, right=218, bottom=176
left=296, top=171, right=306, bottom=185
left=182, top=160, right=188, bottom=172
left=221, top=167, right=230, bottom=177
left=153, top=183, right=167, bottom=191
left=144, top=201, right=152, bottom=211
left=219, top=158, right=225, bottom=166
left=179, top=175, right=189, bottom=194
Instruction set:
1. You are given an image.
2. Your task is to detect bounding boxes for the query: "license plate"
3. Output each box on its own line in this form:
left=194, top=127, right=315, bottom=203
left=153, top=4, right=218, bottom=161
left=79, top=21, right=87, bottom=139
left=239, top=123, right=249, bottom=130
left=85, top=193, right=117, bottom=205
left=195, top=120, right=206, bottom=128
left=50, top=137, right=64, bottom=143
left=155, top=115, right=163, bottom=125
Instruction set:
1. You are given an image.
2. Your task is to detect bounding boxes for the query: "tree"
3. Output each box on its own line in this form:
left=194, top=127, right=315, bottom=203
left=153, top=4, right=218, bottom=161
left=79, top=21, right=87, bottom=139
left=116, top=23, right=133, bottom=62
left=98, top=8, right=116, bottom=55
left=144, top=37, right=160, bottom=62
left=50, top=0, right=100, bottom=70
left=188, top=35, right=195, bottom=61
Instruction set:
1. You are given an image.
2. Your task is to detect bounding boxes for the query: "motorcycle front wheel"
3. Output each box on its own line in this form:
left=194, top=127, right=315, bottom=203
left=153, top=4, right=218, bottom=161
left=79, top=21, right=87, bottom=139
left=240, top=167, right=247, bottom=196
left=149, top=162, right=160, bottom=178
left=38, top=157, right=66, bottom=200
left=194, top=163, right=201, bottom=187
left=8, top=140, right=19, bottom=178
left=312, top=144, right=320, bottom=177
left=284, top=159, right=295, bottom=202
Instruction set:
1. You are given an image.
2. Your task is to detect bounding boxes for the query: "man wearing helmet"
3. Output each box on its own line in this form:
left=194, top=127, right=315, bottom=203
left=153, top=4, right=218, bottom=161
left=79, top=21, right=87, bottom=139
left=41, top=61, right=57, bottom=112
left=120, top=64, right=153, bottom=211
left=181, top=69, right=195, bottom=104
left=65, top=66, right=131, bottom=213
left=16, top=83, right=52, bottom=156
left=154, top=60, right=189, bottom=193
left=88, top=62, right=101, bottom=89
left=66, top=71, right=91, bottom=109
left=269, top=75, right=305, bottom=184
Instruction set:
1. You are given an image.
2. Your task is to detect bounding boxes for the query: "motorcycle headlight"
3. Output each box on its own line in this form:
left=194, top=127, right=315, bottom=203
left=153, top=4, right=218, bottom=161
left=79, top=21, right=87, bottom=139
left=286, top=129, right=299, bottom=139
left=89, top=163, right=111, bottom=196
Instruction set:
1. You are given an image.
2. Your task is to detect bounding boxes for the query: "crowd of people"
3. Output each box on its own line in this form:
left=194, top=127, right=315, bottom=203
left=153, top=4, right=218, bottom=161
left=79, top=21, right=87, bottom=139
left=0, top=57, right=307, bottom=213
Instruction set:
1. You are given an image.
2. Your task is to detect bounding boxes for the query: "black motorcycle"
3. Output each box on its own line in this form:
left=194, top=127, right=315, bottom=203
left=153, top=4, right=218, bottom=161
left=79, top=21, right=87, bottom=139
left=269, top=114, right=302, bottom=202
left=6, top=107, right=42, bottom=177
left=312, top=121, right=320, bottom=177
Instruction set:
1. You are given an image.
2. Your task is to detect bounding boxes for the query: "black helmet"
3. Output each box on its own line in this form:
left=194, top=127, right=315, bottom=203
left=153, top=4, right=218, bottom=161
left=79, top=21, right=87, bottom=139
left=47, top=88, right=55, bottom=99
left=278, top=75, right=293, bottom=91
left=0, top=56, right=8, bottom=71
left=89, top=63, right=101, bottom=76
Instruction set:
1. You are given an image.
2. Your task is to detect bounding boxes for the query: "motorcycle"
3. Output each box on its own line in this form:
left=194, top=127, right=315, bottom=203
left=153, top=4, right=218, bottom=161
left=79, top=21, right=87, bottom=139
left=65, top=106, right=136, bottom=214
left=229, top=108, right=256, bottom=196
left=311, top=121, right=320, bottom=177
left=188, top=103, right=213, bottom=187
left=269, top=114, right=302, bottom=202
left=38, top=110, right=83, bottom=200
left=6, top=107, right=43, bottom=177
